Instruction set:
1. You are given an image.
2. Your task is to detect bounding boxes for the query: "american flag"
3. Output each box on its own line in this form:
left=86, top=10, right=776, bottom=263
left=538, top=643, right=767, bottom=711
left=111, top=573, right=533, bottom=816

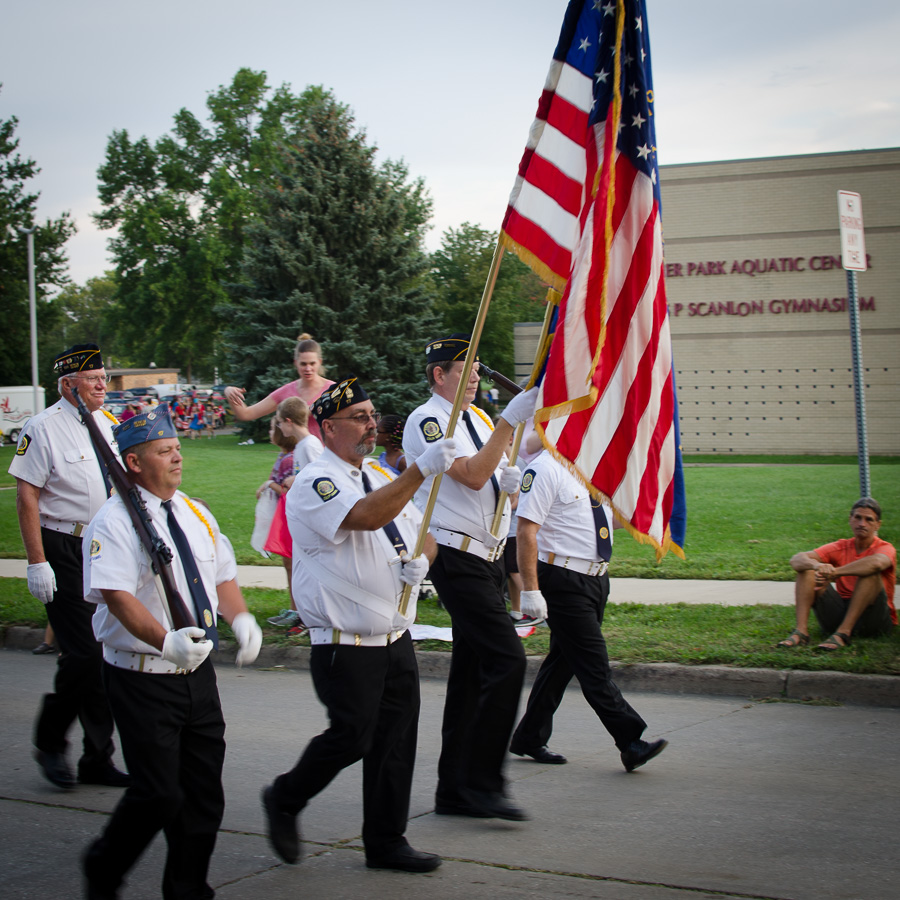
left=500, top=0, right=685, bottom=556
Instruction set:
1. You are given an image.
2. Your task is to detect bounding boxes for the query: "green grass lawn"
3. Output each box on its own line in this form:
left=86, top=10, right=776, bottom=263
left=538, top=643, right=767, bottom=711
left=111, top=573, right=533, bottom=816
left=2, top=441, right=898, bottom=674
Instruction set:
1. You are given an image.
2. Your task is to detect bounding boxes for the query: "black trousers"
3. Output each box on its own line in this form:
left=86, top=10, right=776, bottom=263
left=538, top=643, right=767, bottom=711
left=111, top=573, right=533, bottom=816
left=429, top=546, right=526, bottom=800
left=34, top=528, right=115, bottom=770
left=512, top=565, right=646, bottom=752
left=273, top=631, right=420, bottom=856
left=84, top=659, right=226, bottom=900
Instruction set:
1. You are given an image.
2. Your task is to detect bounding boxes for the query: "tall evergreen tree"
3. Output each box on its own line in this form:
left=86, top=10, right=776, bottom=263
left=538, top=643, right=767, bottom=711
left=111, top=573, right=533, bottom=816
left=0, top=91, right=75, bottom=386
left=225, top=88, right=437, bottom=421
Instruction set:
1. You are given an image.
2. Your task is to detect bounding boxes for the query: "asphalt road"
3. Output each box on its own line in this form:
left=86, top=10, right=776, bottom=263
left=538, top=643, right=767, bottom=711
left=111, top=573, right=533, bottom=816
left=2, top=649, right=898, bottom=900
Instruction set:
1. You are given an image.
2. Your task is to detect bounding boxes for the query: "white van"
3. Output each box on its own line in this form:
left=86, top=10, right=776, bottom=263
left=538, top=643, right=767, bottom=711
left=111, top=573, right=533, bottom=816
left=0, top=386, right=46, bottom=445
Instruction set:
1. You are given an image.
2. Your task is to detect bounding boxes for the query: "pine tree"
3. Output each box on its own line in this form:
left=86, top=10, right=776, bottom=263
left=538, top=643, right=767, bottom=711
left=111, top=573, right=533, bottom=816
left=225, top=87, right=437, bottom=424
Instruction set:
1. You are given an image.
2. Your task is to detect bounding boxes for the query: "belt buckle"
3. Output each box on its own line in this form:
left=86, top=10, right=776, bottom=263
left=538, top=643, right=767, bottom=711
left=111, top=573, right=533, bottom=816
left=72, top=522, right=85, bottom=537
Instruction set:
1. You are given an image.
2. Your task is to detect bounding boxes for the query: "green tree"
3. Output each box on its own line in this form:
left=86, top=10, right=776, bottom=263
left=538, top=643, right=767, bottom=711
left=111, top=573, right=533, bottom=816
left=429, top=223, right=548, bottom=381
left=44, top=272, right=121, bottom=358
left=224, top=88, right=437, bottom=427
left=0, top=92, right=75, bottom=387
left=94, top=69, right=318, bottom=381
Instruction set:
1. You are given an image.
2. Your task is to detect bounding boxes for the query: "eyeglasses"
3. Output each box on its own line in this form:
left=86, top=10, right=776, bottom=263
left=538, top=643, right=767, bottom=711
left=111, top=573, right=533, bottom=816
left=330, top=411, right=381, bottom=426
left=71, top=374, right=110, bottom=386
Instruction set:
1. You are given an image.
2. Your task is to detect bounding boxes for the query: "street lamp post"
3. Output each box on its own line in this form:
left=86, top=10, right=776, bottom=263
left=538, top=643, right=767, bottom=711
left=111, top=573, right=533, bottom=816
left=18, top=227, right=39, bottom=415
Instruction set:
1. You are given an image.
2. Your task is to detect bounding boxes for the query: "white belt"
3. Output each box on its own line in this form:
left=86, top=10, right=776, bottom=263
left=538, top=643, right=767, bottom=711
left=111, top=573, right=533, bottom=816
left=40, top=516, right=88, bottom=537
left=103, top=645, right=194, bottom=675
left=308, top=627, right=407, bottom=647
left=432, top=526, right=505, bottom=562
left=538, top=551, right=608, bottom=577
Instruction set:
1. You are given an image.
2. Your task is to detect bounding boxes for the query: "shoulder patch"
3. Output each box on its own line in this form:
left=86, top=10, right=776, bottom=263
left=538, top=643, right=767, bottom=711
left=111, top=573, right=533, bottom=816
left=419, top=417, right=443, bottom=443
left=15, top=434, right=31, bottom=456
left=312, top=477, right=340, bottom=502
left=521, top=469, right=536, bottom=493
left=90, top=538, right=102, bottom=557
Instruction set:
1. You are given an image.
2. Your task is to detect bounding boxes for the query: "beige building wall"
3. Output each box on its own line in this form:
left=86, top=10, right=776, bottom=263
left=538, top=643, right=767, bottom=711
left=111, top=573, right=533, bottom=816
left=661, top=148, right=899, bottom=455
left=515, top=148, right=900, bottom=456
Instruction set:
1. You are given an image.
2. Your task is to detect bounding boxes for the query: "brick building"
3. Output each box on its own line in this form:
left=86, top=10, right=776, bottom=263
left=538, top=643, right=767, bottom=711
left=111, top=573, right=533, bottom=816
left=515, top=148, right=899, bottom=455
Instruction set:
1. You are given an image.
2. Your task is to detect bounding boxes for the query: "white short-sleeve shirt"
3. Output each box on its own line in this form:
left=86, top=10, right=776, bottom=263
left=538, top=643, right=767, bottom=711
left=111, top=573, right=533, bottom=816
left=516, top=451, right=613, bottom=562
left=291, top=433, right=324, bottom=473
left=403, top=393, right=511, bottom=542
left=84, top=487, right=237, bottom=653
left=8, top=398, right=118, bottom=524
left=286, top=448, right=423, bottom=636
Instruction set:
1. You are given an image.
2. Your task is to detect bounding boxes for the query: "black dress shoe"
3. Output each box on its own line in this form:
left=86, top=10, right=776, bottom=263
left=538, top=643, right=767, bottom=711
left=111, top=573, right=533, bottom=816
left=35, top=750, right=76, bottom=789
left=460, top=788, right=529, bottom=821
left=621, top=738, right=668, bottom=772
left=434, top=796, right=491, bottom=818
left=261, top=785, right=300, bottom=864
left=79, top=764, right=133, bottom=788
left=509, top=743, right=568, bottom=764
left=366, top=845, right=442, bottom=873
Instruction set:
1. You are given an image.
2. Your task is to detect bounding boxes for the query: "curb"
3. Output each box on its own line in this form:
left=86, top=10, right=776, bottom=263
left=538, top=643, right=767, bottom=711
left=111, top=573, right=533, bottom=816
left=5, top=625, right=898, bottom=707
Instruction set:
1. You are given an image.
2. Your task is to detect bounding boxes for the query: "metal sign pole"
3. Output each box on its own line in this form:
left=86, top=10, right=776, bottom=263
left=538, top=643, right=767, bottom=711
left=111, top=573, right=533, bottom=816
left=845, top=268, right=870, bottom=497
left=837, top=190, right=870, bottom=498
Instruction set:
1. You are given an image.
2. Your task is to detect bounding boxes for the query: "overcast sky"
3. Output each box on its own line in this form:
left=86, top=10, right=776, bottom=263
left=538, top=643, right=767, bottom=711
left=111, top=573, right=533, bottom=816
left=4, top=0, right=900, bottom=286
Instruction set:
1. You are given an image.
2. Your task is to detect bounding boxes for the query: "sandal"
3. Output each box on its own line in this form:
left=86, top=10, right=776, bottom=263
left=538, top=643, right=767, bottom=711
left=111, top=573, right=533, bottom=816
left=776, top=629, right=809, bottom=649
left=817, top=632, right=851, bottom=652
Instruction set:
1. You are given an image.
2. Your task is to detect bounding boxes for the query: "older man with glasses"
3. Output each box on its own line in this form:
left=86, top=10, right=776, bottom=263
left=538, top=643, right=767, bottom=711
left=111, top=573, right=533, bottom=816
left=261, top=375, right=456, bottom=873
left=9, top=343, right=130, bottom=791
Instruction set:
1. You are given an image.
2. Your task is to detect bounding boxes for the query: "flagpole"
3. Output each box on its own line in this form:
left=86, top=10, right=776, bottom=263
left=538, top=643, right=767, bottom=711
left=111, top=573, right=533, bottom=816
left=399, top=241, right=506, bottom=615
left=486, top=293, right=557, bottom=536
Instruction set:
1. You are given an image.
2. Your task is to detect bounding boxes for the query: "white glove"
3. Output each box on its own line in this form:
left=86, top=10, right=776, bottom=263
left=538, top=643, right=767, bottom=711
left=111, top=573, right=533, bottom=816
left=416, top=438, right=457, bottom=478
left=520, top=590, right=548, bottom=620
left=231, top=611, right=263, bottom=667
left=499, top=465, right=522, bottom=495
left=399, top=553, right=430, bottom=587
left=27, top=562, right=57, bottom=604
left=500, top=387, right=539, bottom=428
left=161, top=627, right=212, bottom=670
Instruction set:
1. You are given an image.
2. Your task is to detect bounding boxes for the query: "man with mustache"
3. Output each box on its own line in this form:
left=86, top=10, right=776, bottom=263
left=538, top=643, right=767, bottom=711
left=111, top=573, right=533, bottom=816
left=261, top=376, right=456, bottom=873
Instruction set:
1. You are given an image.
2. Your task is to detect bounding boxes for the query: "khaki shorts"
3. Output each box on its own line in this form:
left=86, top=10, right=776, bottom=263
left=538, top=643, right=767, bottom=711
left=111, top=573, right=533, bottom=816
left=813, top=584, right=893, bottom=637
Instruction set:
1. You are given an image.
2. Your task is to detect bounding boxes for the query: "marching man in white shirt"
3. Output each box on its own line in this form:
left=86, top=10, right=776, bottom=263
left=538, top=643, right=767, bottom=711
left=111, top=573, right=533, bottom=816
left=403, top=335, right=538, bottom=822
left=261, top=376, right=456, bottom=874
left=8, top=343, right=128, bottom=791
left=81, top=406, right=262, bottom=900
left=510, top=449, right=668, bottom=773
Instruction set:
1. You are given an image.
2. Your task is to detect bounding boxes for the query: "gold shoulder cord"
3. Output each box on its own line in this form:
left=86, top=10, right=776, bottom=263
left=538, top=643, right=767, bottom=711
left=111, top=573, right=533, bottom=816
left=470, top=406, right=495, bottom=431
left=100, top=409, right=119, bottom=425
left=182, top=496, right=216, bottom=544
left=366, top=461, right=395, bottom=481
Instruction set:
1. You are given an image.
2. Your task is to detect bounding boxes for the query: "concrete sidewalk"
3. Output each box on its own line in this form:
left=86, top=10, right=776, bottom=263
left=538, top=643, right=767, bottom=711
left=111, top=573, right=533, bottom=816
left=0, top=558, right=794, bottom=606
left=2, top=649, right=899, bottom=900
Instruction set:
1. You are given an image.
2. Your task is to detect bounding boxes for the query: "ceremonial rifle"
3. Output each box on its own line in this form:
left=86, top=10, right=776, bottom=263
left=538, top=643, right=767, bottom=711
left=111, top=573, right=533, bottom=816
left=72, top=388, right=194, bottom=631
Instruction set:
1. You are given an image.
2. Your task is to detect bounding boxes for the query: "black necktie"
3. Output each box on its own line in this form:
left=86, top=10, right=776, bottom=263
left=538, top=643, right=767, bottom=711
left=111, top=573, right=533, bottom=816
left=591, top=498, right=613, bottom=562
left=163, top=500, right=218, bottom=647
left=462, top=410, right=500, bottom=500
left=360, top=469, right=408, bottom=556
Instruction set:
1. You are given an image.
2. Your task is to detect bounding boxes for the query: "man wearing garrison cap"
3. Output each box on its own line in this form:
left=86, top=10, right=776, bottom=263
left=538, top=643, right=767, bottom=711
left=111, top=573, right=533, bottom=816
left=403, top=335, right=538, bottom=821
left=261, top=376, right=456, bottom=873
left=8, top=343, right=130, bottom=791
left=81, top=404, right=262, bottom=899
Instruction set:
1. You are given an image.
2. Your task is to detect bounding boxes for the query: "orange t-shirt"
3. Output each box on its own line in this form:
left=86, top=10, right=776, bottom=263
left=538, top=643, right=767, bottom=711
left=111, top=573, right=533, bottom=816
left=814, top=537, right=896, bottom=624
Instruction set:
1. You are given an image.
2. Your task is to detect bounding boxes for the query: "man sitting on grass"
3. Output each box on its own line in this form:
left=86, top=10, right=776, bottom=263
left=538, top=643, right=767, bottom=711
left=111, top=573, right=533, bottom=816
left=778, top=498, right=895, bottom=651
